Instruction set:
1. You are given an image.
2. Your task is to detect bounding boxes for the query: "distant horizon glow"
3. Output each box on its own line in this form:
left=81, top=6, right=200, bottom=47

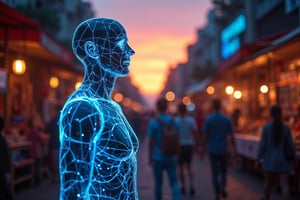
left=88, top=0, right=213, bottom=98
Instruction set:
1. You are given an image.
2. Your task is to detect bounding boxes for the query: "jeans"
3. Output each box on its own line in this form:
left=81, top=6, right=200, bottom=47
left=153, top=159, right=180, bottom=200
left=209, top=154, right=227, bottom=195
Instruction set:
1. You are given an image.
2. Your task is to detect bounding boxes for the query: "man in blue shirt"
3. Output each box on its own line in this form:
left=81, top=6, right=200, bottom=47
left=147, top=98, right=180, bottom=200
left=201, top=98, right=235, bottom=200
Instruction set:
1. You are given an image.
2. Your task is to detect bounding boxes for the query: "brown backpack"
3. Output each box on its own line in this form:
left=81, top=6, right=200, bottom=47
left=156, top=118, right=180, bottom=156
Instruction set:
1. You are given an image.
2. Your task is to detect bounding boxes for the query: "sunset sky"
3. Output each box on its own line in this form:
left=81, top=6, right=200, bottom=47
left=87, top=0, right=213, bottom=100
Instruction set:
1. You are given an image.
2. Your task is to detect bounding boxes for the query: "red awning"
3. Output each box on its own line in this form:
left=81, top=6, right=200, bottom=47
left=0, top=2, right=74, bottom=67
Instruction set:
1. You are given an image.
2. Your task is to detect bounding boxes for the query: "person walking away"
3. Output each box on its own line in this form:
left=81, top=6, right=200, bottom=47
left=201, top=98, right=235, bottom=200
left=45, top=106, right=61, bottom=183
left=176, top=103, right=198, bottom=196
left=0, top=116, right=14, bottom=200
left=147, top=97, right=180, bottom=200
left=256, top=105, right=295, bottom=200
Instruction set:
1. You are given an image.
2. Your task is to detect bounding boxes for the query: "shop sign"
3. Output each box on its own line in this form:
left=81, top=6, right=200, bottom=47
left=0, top=69, right=7, bottom=93
left=221, top=14, right=246, bottom=60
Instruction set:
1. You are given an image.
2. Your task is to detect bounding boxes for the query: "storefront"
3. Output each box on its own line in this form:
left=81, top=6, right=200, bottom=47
left=0, top=2, right=83, bottom=192
left=0, top=2, right=82, bottom=125
left=214, top=27, right=300, bottom=136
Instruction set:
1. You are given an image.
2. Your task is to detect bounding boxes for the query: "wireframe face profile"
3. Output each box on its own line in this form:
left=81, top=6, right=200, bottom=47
left=72, top=18, right=135, bottom=77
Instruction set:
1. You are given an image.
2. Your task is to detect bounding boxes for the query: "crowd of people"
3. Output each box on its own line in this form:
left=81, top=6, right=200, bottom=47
left=146, top=97, right=297, bottom=200
left=0, top=96, right=298, bottom=200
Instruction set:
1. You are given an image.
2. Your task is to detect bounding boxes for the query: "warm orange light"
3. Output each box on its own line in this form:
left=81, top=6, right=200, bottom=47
left=225, top=85, right=234, bottom=95
left=165, top=91, right=175, bottom=101
left=12, top=59, right=26, bottom=75
left=260, top=85, right=269, bottom=94
left=233, top=90, right=242, bottom=99
left=206, top=85, right=215, bottom=95
left=182, top=96, right=191, bottom=105
left=113, top=93, right=123, bottom=102
left=49, top=77, right=59, bottom=88
left=75, top=82, right=81, bottom=90
left=123, top=98, right=131, bottom=107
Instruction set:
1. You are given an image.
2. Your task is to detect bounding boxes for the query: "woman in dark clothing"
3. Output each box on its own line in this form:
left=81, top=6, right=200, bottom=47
left=256, top=105, right=295, bottom=200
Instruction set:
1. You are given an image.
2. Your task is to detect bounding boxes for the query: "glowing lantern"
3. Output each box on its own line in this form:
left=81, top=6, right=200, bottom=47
left=260, top=85, right=269, bottom=94
left=12, top=59, right=26, bottom=75
left=50, top=77, right=59, bottom=88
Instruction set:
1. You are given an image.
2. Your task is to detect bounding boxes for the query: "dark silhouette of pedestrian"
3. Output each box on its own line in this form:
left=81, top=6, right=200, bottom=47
left=176, top=103, right=198, bottom=196
left=200, top=98, right=235, bottom=200
left=45, top=106, right=61, bottom=183
left=256, top=105, right=295, bottom=200
left=147, top=97, right=180, bottom=200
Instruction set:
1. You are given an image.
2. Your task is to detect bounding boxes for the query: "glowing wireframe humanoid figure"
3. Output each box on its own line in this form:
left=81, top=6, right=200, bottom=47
left=59, top=18, right=139, bottom=200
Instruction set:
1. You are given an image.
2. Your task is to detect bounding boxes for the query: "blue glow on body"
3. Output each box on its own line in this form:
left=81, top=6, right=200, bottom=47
left=59, top=18, right=139, bottom=200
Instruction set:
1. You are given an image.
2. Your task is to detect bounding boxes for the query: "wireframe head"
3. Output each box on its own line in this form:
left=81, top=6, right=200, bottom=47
left=72, top=18, right=135, bottom=76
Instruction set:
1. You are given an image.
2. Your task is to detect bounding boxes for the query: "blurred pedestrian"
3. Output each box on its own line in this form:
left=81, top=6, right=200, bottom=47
left=26, top=117, right=48, bottom=185
left=256, top=105, right=295, bottom=200
left=201, top=98, right=235, bottom=200
left=45, top=106, right=61, bottom=183
left=176, top=103, right=198, bottom=196
left=195, top=108, right=205, bottom=134
left=0, top=116, right=14, bottom=200
left=292, top=105, right=300, bottom=134
left=231, top=108, right=241, bottom=132
left=147, top=97, right=180, bottom=200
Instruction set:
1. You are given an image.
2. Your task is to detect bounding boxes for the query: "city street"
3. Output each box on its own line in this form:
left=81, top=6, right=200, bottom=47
left=15, top=138, right=299, bottom=200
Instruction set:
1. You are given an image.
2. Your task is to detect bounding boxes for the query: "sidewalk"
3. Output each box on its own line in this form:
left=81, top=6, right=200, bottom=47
left=15, top=138, right=299, bottom=200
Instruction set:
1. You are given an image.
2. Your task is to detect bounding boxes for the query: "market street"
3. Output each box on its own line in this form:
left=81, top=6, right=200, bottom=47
left=15, top=137, right=299, bottom=200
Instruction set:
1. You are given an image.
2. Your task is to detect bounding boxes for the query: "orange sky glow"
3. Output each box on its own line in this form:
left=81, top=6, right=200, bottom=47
left=88, top=0, right=213, bottom=99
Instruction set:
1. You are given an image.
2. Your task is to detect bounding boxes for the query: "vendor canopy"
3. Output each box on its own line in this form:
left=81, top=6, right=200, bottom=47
left=0, top=2, right=74, bottom=67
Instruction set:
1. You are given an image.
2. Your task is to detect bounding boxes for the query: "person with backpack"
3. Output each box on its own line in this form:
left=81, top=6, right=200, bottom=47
left=147, top=97, right=180, bottom=200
